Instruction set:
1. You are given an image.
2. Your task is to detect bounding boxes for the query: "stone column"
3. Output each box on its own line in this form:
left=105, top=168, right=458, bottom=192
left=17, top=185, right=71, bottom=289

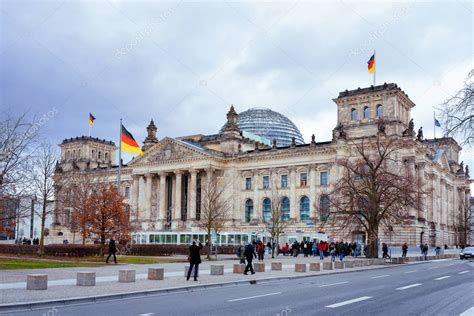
left=253, top=169, right=259, bottom=220
left=175, top=171, right=182, bottom=221
left=309, top=165, right=317, bottom=219
left=289, top=167, right=297, bottom=219
left=138, top=175, right=146, bottom=220
left=145, top=173, right=153, bottom=220
left=131, top=175, right=139, bottom=216
left=189, top=169, right=197, bottom=220
left=417, top=163, right=426, bottom=220
left=206, top=167, right=214, bottom=183
left=159, top=172, right=167, bottom=220
left=407, top=158, right=417, bottom=219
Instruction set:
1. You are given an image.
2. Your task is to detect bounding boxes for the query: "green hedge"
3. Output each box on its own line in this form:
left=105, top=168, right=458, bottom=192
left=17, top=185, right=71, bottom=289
left=0, top=244, right=238, bottom=257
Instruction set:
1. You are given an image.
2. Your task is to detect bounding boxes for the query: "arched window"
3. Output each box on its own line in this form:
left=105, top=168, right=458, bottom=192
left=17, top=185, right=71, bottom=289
left=73, top=150, right=76, bottom=158
left=105, top=152, right=108, bottom=161
left=363, top=106, right=370, bottom=119
left=376, top=104, right=383, bottom=118
left=263, top=198, right=272, bottom=222
left=320, top=195, right=330, bottom=221
left=281, top=197, right=290, bottom=222
left=351, top=108, right=358, bottom=120
left=245, top=199, right=253, bottom=223
left=300, top=196, right=310, bottom=221
left=98, top=151, right=102, bottom=160
left=91, top=150, right=95, bottom=159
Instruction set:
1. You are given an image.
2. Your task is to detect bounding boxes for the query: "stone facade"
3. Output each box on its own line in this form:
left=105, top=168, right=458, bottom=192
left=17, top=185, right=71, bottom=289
left=52, top=83, right=471, bottom=247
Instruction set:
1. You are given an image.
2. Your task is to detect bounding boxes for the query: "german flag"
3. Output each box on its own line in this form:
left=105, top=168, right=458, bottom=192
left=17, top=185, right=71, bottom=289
left=121, top=124, right=143, bottom=155
left=367, top=54, right=375, bottom=74
left=89, top=113, right=96, bottom=125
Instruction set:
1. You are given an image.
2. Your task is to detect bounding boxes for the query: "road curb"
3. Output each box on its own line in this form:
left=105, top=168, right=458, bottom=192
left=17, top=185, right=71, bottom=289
left=0, top=258, right=455, bottom=313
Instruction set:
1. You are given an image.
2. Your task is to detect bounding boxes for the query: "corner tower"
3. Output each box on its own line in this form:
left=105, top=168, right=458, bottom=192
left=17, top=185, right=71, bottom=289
left=332, top=83, right=415, bottom=140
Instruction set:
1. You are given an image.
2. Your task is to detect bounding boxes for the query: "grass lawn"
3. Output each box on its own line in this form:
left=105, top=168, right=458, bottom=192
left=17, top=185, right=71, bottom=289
left=0, top=258, right=100, bottom=270
left=0, top=255, right=187, bottom=269
left=85, top=256, right=187, bottom=264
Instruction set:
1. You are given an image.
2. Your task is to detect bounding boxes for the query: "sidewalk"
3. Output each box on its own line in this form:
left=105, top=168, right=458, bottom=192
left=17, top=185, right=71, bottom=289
left=0, top=253, right=457, bottom=308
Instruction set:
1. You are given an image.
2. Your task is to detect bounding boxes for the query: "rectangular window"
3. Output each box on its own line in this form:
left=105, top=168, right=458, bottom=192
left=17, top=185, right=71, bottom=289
left=320, top=171, right=328, bottom=185
left=262, top=175, right=270, bottom=189
left=281, top=175, right=288, bottom=188
left=245, top=177, right=252, bottom=190
left=124, top=186, right=130, bottom=198
left=300, top=173, right=307, bottom=187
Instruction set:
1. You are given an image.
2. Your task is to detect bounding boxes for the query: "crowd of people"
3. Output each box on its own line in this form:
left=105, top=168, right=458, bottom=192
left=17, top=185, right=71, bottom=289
left=279, top=240, right=362, bottom=262
left=15, top=237, right=40, bottom=245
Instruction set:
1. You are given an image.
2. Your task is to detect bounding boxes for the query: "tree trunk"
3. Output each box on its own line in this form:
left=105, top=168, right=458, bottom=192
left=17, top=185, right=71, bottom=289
left=100, top=233, right=105, bottom=256
left=366, top=227, right=379, bottom=258
left=206, top=229, right=211, bottom=260
left=38, top=198, right=47, bottom=256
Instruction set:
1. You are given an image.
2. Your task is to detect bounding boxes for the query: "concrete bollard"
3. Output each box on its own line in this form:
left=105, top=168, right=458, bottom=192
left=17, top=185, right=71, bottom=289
left=27, top=274, right=48, bottom=290
left=309, top=262, right=321, bottom=271
left=323, top=261, right=333, bottom=270
left=353, top=260, right=364, bottom=267
left=344, top=261, right=354, bottom=268
left=76, top=272, right=96, bottom=286
left=295, top=263, right=306, bottom=272
left=184, top=266, right=200, bottom=277
left=119, top=269, right=136, bottom=283
left=271, top=262, right=282, bottom=271
left=334, top=261, right=344, bottom=269
left=210, top=264, right=224, bottom=275
left=233, top=263, right=245, bottom=274
left=254, top=262, right=265, bottom=272
left=378, top=258, right=386, bottom=265
left=148, top=268, right=164, bottom=280
left=364, top=259, right=371, bottom=266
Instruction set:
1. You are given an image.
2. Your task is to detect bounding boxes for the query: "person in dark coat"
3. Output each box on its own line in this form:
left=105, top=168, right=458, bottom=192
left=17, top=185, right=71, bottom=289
left=244, top=243, right=257, bottom=275
left=187, top=240, right=203, bottom=281
left=106, top=238, right=117, bottom=264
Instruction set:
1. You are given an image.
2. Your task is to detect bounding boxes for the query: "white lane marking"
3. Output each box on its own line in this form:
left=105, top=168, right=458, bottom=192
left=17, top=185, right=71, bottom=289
left=434, top=276, right=451, bottom=281
left=371, top=274, right=390, bottom=279
left=459, top=271, right=470, bottom=274
left=405, top=270, right=418, bottom=274
left=428, top=266, right=439, bottom=270
left=460, top=306, right=474, bottom=316
left=227, top=292, right=281, bottom=302
left=139, top=314, right=155, bottom=316
left=318, top=281, right=349, bottom=288
left=396, top=283, right=422, bottom=290
left=326, top=296, right=372, bottom=308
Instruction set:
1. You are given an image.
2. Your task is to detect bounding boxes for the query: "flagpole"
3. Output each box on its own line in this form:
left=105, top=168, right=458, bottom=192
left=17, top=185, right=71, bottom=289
left=118, top=118, right=122, bottom=190
left=88, top=123, right=91, bottom=137
left=373, top=50, right=376, bottom=86
left=433, top=112, right=436, bottom=139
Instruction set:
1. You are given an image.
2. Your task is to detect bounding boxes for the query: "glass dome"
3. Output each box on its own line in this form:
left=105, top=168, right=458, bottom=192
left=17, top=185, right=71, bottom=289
left=220, top=107, right=304, bottom=147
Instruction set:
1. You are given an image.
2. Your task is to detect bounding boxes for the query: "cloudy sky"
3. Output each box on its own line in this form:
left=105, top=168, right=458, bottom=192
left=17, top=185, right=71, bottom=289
left=1, top=0, right=472, bottom=168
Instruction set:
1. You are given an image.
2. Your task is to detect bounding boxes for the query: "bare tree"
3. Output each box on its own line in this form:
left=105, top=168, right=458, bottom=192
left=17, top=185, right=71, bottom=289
left=260, top=189, right=294, bottom=258
left=196, top=173, right=231, bottom=259
left=323, top=135, right=423, bottom=258
left=58, top=173, right=97, bottom=244
left=456, top=198, right=471, bottom=247
left=0, top=112, right=39, bottom=228
left=30, top=143, right=58, bottom=255
left=439, top=70, right=474, bottom=145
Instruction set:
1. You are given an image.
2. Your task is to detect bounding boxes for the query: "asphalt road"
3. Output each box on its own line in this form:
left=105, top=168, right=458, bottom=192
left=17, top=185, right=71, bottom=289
left=6, top=259, right=474, bottom=316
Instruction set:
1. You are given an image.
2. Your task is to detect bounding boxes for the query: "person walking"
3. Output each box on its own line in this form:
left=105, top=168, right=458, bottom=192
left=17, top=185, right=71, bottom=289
left=186, top=239, right=203, bottom=281
left=256, top=241, right=264, bottom=261
left=238, top=241, right=246, bottom=264
left=402, top=243, right=408, bottom=258
left=244, top=243, right=257, bottom=275
left=105, top=238, right=117, bottom=264
left=382, top=243, right=390, bottom=259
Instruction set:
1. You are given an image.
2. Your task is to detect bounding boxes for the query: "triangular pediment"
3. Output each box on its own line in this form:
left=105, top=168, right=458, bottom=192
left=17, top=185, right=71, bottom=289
left=129, top=137, right=220, bottom=166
